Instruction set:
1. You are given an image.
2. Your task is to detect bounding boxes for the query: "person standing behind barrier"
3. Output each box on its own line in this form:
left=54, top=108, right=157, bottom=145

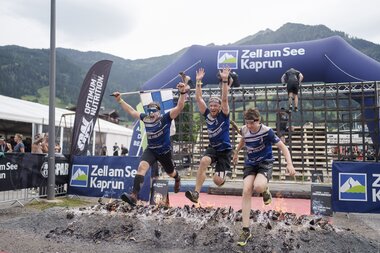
left=7, top=133, right=25, bottom=153
left=113, top=142, right=120, bottom=156
left=281, top=68, right=303, bottom=112
left=0, top=137, right=9, bottom=156
left=185, top=67, right=232, bottom=204
left=233, top=108, right=295, bottom=246
left=112, top=82, right=188, bottom=206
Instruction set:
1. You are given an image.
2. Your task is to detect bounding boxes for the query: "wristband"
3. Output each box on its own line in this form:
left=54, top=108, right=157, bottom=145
left=222, top=80, right=228, bottom=84
left=118, top=99, right=124, bottom=104
left=196, top=81, right=203, bottom=86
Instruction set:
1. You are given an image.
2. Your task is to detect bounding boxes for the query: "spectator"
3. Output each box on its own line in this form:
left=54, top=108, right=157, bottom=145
left=8, top=133, right=25, bottom=153
left=101, top=146, right=108, bottom=156
left=113, top=142, right=120, bottom=156
left=121, top=144, right=129, bottom=156
left=31, top=133, right=44, bottom=153
left=0, top=137, right=9, bottom=156
left=55, top=143, right=62, bottom=153
left=281, top=68, right=304, bottom=112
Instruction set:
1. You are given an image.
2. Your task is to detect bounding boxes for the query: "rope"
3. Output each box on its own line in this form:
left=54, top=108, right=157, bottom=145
left=324, top=54, right=367, bottom=82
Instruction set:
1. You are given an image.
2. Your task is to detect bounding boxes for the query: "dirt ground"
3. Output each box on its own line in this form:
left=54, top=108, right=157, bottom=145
left=0, top=199, right=379, bottom=253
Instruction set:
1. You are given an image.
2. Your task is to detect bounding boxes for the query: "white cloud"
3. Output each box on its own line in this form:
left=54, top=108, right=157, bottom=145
left=0, top=0, right=379, bottom=59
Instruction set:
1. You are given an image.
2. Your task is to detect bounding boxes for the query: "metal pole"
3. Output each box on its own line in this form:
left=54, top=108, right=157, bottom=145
left=47, top=0, right=56, bottom=200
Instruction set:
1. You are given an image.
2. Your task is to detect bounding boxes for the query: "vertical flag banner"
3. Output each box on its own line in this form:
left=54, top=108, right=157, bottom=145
left=140, top=89, right=176, bottom=136
left=128, top=119, right=143, bottom=156
left=70, top=60, right=113, bottom=156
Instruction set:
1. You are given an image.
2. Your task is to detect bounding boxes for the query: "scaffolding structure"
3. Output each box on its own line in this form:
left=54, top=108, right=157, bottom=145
left=172, top=81, right=380, bottom=183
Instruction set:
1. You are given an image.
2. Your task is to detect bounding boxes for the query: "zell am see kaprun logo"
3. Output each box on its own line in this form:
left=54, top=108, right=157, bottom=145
left=339, top=173, right=367, bottom=201
left=217, top=50, right=238, bottom=69
left=70, top=165, right=89, bottom=187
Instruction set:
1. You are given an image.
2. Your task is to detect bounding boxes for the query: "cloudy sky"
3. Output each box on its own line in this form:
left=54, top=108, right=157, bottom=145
left=1, top=0, right=379, bottom=60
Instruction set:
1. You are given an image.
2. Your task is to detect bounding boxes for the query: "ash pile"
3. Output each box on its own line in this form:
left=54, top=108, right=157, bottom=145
left=46, top=199, right=378, bottom=253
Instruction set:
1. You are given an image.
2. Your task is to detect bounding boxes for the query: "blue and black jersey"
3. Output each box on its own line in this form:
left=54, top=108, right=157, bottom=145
left=241, top=124, right=280, bottom=166
left=204, top=108, right=231, bottom=151
left=140, top=112, right=172, bottom=155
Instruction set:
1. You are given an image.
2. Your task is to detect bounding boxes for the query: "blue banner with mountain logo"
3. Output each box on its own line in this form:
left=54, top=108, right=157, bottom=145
left=68, top=156, right=151, bottom=201
left=332, top=161, right=380, bottom=213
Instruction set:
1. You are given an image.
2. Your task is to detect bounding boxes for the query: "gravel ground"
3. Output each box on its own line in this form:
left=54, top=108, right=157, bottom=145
left=0, top=199, right=379, bottom=253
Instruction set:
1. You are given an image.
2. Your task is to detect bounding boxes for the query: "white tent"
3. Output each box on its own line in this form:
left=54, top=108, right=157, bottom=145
left=0, top=95, right=132, bottom=155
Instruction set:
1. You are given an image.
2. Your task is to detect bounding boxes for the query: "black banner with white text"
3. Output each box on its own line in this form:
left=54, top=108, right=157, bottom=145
left=70, top=60, right=113, bottom=156
left=0, top=153, right=69, bottom=191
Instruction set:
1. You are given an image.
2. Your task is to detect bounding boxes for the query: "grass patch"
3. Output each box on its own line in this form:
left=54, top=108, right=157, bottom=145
left=26, top=197, right=94, bottom=211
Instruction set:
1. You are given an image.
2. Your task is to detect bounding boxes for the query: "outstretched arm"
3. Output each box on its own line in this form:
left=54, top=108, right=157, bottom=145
left=195, top=68, right=207, bottom=114
left=113, top=92, right=141, bottom=120
left=219, top=67, right=230, bottom=115
left=170, top=82, right=188, bottom=119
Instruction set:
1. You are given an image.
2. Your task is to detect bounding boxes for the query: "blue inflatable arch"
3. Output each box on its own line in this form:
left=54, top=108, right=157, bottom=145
left=142, top=36, right=380, bottom=89
left=142, top=36, right=380, bottom=147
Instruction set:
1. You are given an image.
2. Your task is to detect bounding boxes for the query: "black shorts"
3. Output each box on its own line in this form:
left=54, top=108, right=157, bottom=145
left=243, top=160, right=273, bottom=181
left=287, top=83, right=299, bottom=95
left=141, top=148, right=175, bottom=174
left=204, top=147, right=232, bottom=173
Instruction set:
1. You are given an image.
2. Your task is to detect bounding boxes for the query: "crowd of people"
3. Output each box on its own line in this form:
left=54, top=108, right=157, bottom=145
left=0, top=133, right=62, bottom=155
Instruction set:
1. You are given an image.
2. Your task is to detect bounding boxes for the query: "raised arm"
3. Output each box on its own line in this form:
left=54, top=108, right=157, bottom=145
left=195, top=68, right=207, bottom=114
left=219, top=67, right=230, bottom=115
left=113, top=92, right=141, bottom=120
left=170, top=82, right=188, bottom=119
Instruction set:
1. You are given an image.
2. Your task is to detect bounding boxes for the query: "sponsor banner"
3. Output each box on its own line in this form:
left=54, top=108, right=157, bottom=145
left=332, top=161, right=380, bottom=213
left=0, top=153, right=69, bottom=191
left=70, top=60, right=113, bottom=156
left=128, top=120, right=143, bottom=157
left=68, top=156, right=151, bottom=201
left=311, top=184, right=332, bottom=216
left=150, top=179, right=169, bottom=206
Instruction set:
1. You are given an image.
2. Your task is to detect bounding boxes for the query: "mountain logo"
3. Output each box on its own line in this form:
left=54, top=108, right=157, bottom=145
left=70, top=165, right=89, bottom=187
left=217, top=50, right=238, bottom=69
left=339, top=173, right=367, bottom=201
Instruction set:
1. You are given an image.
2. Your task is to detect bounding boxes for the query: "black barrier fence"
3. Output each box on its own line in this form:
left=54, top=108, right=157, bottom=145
left=0, top=153, right=69, bottom=192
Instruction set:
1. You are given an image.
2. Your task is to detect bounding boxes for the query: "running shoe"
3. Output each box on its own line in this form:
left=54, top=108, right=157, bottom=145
left=262, top=187, right=272, bottom=205
left=237, top=230, right=252, bottom=246
left=120, top=192, right=137, bottom=206
left=185, top=190, right=199, bottom=203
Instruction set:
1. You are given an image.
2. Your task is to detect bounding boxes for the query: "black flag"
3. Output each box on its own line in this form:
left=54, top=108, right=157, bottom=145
left=70, top=60, right=113, bottom=156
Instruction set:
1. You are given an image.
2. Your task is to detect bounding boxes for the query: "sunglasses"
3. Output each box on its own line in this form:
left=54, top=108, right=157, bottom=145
left=147, top=108, right=159, bottom=114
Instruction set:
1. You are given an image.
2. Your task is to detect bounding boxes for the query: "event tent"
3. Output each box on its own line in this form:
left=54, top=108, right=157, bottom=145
left=0, top=95, right=132, bottom=155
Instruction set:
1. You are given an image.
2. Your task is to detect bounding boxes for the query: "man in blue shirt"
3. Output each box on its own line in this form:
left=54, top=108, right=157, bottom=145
left=113, top=82, right=188, bottom=206
left=185, top=67, right=232, bottom=204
